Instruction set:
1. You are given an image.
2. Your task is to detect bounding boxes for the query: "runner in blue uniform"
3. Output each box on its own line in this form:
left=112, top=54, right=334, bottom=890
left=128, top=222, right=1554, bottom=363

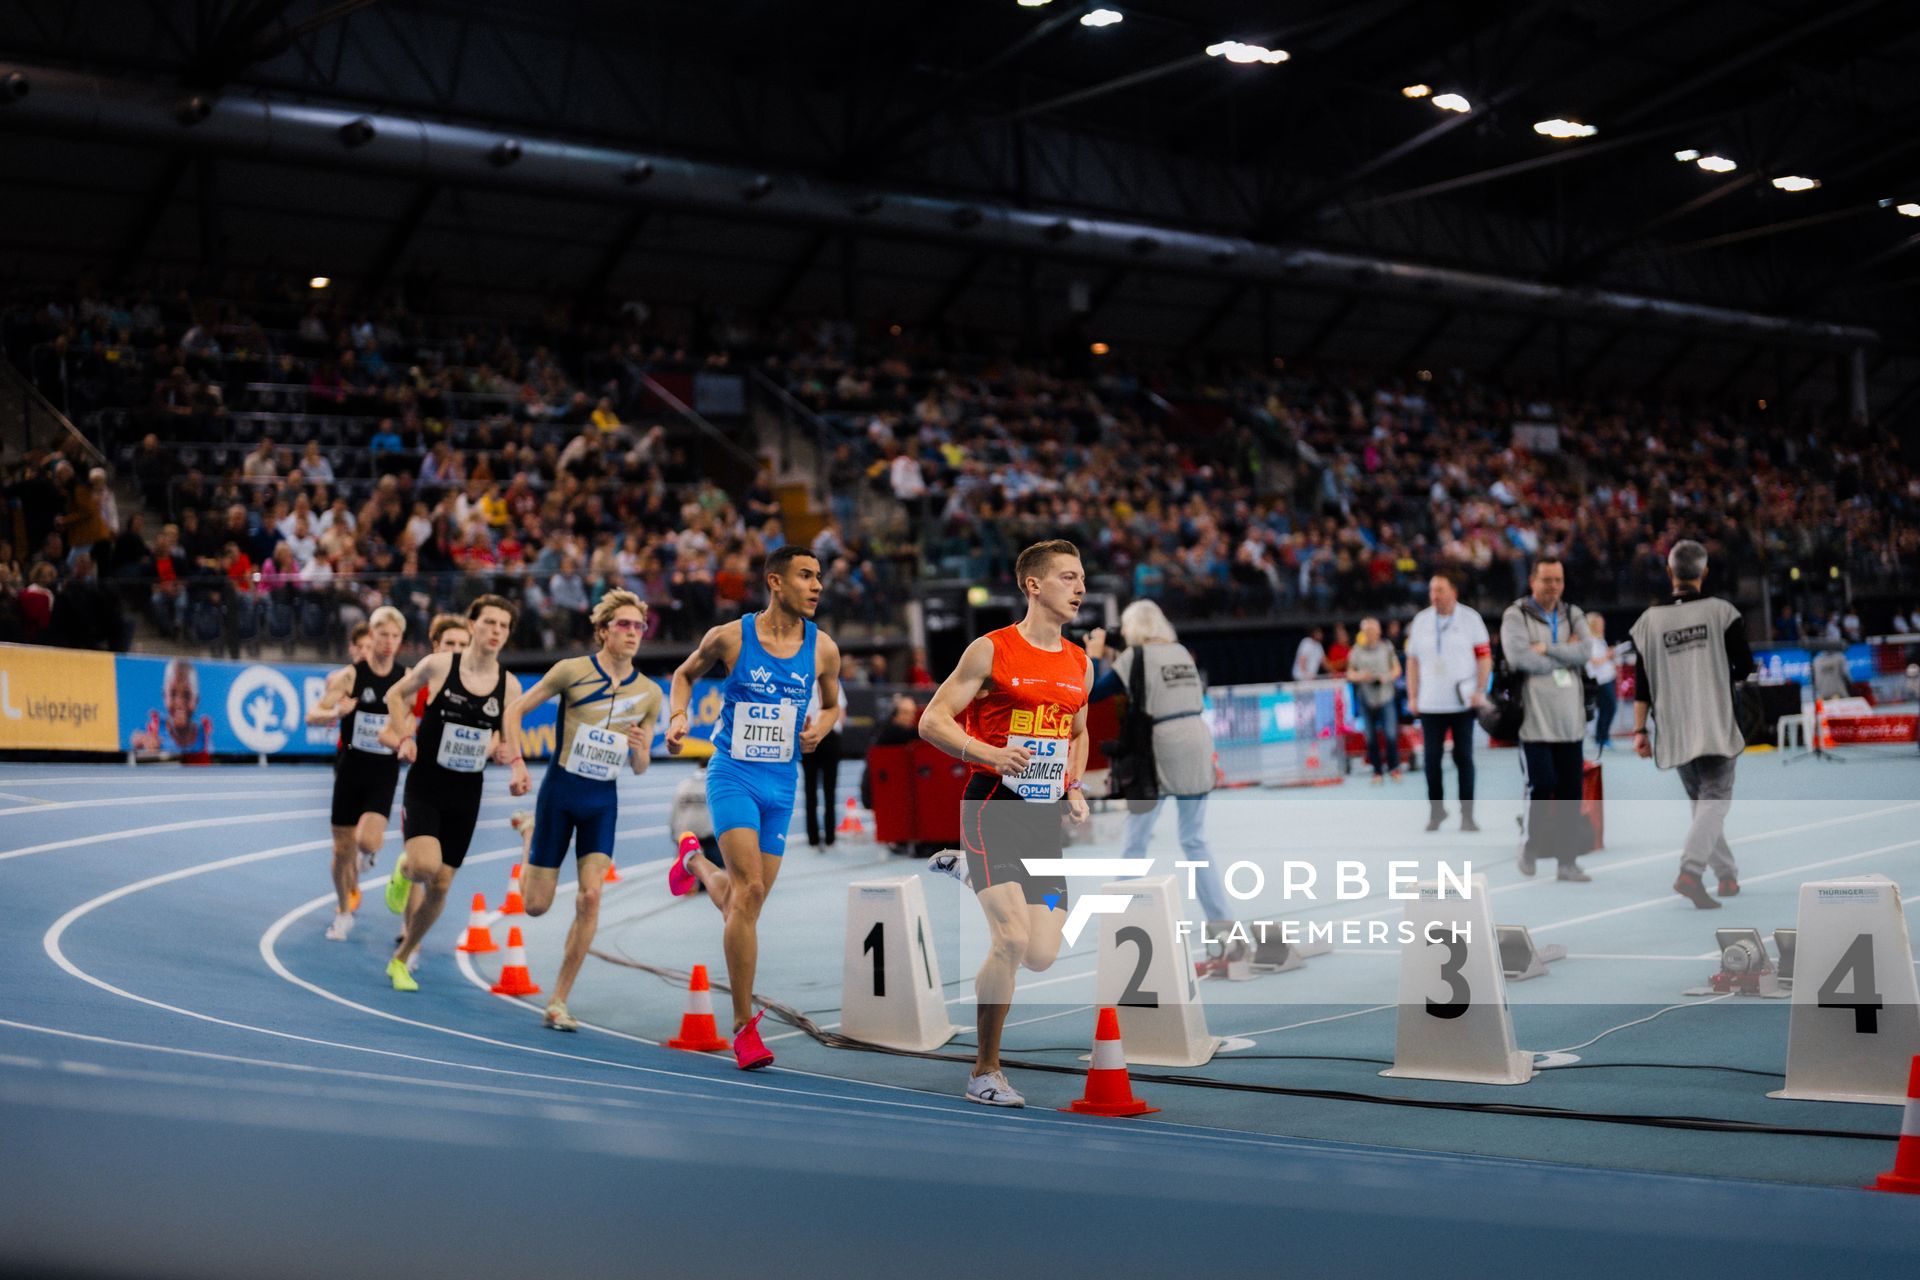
left=665, top=546, right=843, bottom=1069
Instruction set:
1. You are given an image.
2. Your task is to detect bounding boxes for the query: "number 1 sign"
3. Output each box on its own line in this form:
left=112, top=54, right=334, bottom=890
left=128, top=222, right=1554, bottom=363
left=841, top=878, right=958, bottom=1052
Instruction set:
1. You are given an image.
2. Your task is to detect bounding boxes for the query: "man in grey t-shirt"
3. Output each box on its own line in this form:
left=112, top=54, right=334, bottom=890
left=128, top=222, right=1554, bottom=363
left=1628, top=540, right=1755, bottom=910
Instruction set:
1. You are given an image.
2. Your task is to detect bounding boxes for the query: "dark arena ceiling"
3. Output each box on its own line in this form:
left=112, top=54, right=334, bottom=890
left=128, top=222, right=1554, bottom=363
left=4, top=0, right=1920, bottom=415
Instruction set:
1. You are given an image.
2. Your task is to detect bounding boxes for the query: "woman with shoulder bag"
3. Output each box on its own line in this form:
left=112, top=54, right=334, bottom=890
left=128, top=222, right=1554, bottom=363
left=1087, top=600, right=1233, bottom=932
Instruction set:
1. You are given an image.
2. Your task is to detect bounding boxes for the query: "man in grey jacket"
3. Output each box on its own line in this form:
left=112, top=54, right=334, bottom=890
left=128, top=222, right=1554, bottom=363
left=1501, top=558, right=1593, bottom=882
left=1629, top=540, right=1755, bottom=910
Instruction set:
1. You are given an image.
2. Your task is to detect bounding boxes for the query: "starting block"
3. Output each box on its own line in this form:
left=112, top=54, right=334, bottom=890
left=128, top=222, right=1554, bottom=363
left=1382, top=875, right=1534, bottom=1086
left=1497, top=925, right=1565, bottom=983
left=1684, top=927, right=1790, bottom=998
left=1771, top=876, right=1920, bottom=1106
left=1095, top=874, right=1223, bottom=1067
left=841, top=878, right=958, bottom=1052
left=1251, top=934, right=1334, bottom=975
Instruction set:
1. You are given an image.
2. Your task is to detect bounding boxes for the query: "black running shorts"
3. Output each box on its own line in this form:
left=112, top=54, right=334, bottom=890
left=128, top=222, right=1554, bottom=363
left=960, top=772, right=1067, bottom=910
left=400, top=768, right=484, bottom=868
left=330, top=752, right=400, bottom=829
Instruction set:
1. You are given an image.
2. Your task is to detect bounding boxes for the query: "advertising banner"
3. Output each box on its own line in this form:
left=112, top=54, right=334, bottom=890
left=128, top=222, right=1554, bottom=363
left=0, top=643, right=119, bottom=752
left=0, top=644, right=737, bottom=761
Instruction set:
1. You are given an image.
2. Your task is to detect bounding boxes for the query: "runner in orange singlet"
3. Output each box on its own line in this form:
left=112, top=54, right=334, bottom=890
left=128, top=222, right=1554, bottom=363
left=919, top=539, right=1092, bottom=1107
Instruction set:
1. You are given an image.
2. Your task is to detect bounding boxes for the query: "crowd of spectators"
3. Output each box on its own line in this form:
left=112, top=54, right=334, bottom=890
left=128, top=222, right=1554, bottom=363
left=5, top=283, right=1918, bottom=662
left=788, top=350, right=1919, bottom=628
left=3, top=288, right=810, bottom=654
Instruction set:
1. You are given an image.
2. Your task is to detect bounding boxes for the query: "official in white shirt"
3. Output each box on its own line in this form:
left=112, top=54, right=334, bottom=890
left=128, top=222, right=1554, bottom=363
left=1404, top=573, right=1492, bottom=832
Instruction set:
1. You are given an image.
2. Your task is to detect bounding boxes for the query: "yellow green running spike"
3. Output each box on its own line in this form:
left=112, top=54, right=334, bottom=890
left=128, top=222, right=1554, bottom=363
left=385, top=860, right=410, bottom=915
left=387, top=956, right=418, bottom=992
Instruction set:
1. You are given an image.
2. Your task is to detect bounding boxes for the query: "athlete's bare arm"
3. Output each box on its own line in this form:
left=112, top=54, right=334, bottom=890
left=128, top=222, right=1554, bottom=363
left=381, top=652, right=448, bottom=748
left=306, top=665, right=357, bottom=726
left=1065, top=656, right=1093, bottom=822
left=497, top=673, right=532, bottom=794
left=800, top=633, right=844, bottom=752
left=627, top=706, right=657, bottom=775
left=665, top=622, right=740, bottom=754
left=918, top=636, right=1028, bottom=777
left=503, top=661, right=569, bottom=753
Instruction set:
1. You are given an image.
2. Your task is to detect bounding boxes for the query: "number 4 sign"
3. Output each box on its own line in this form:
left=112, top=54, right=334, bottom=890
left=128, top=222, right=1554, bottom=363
left=841, top=878, right=957, bottom=1052
left=1771, top=876, right=1920, bottom=1106
left=1381, top=875, right=1535, bottom=1086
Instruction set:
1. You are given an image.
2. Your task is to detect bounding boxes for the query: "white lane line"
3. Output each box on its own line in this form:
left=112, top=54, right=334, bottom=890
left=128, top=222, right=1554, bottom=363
left=44, top=838, right=1014, bottom=1131
left=0, top=810, right=331, bottom=862
left=1291, top=800, right=1920, bottom=930
left=1235, top=1004, right=1396, bottom=1040
left=0, top=792, right=670, bottom=863
left=1533, top=839, right=1920, bottom=935
left=0, top=788, right=330, bottom=817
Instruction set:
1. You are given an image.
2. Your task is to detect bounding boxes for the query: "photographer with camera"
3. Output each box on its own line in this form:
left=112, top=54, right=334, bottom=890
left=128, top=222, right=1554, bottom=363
left=1087, top=601, right=1233, bottom=934
left=1499, top=558, right=1595, bottom=882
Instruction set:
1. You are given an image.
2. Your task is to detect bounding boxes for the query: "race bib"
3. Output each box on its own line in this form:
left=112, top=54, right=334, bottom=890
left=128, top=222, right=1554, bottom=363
left=1010, top=736, right=1068, bottom=803
left=730, top=702, right=797, bottom=763
left=564, top=724, right=626, bottom=781
left=350, top=711, right=393, bottom=756
left=435, top=723, right=490, bottom=773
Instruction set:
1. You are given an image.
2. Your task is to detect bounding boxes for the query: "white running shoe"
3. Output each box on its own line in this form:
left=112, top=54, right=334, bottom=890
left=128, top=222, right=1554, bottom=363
left=927, top=851, right=971, bottom=888
left=965, top=1070, right=1025, bottom=1108
left=324, top=912, right=354, bottom=941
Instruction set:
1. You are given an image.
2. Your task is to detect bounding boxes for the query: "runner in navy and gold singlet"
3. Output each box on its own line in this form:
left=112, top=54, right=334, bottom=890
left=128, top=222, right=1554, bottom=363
left=503, top=590, right=661, bottom=1031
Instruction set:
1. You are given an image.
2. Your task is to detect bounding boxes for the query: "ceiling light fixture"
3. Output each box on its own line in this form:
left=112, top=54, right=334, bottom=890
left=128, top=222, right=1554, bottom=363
left=1205, top=41, right=1289, bottom=64
left=1532, top=118, right=1596, bottom=139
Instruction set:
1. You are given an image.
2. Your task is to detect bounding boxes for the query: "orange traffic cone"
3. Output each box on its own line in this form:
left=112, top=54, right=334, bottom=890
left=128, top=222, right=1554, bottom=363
left=836, top=797, right=865, bottom=837
left=455, top=893, right=499, bottom=954
left=1062, top=1007, right=1159, bottom=1117
left=500, top=863, right=526, bottom=915
left=490, top=927, right=541, bottom=996
left=603, top=857, right=621, bottom=883
left=1871, top=1055, right=1920, bottom=1193
left=668, top=964, right=731, bottom=1051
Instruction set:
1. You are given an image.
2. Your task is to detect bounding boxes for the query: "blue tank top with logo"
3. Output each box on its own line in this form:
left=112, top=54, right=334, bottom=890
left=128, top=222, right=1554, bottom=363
left=709, top=616, right=816, bottom=772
